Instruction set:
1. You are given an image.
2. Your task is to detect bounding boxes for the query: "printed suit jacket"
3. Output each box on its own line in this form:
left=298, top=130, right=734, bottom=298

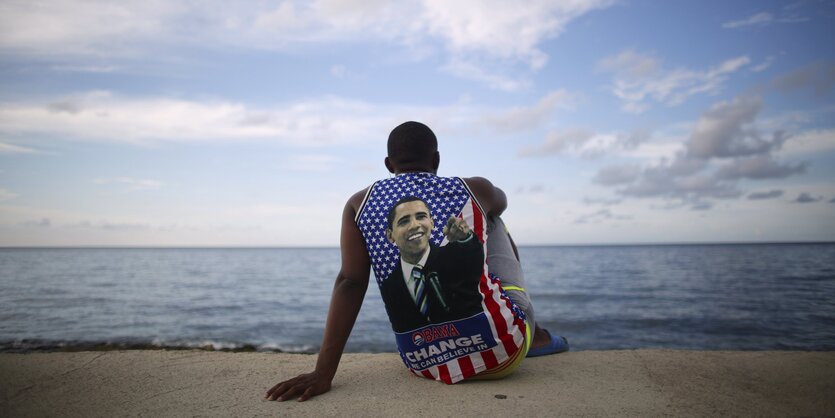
left=380, top=235, right=484, bottom=333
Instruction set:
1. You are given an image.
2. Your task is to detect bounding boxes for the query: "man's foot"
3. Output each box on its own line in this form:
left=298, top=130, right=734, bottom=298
left=527, top=326, right=568, bottom=357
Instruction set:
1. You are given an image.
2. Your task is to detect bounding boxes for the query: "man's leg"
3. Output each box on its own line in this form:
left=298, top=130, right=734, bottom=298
left=485, top=215, right=536, bottom=328
left=486, top=216, right=568, bottom=354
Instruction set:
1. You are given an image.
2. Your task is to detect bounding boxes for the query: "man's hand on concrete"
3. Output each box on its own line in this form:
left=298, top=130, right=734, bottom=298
left=443, top=216, right=471, bottom=242
left=265, top=370, right=331, bottom=402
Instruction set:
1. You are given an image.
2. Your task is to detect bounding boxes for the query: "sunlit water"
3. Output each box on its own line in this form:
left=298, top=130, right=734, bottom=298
left=1, top=244, right=833, bottom=352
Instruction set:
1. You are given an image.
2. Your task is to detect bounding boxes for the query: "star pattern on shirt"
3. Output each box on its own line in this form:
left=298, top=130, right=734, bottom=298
left=356, top=173, right=470, bottom=285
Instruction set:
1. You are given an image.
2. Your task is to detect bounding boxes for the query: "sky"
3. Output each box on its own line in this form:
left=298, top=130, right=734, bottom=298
left=0, top=0, right=834, bottom=246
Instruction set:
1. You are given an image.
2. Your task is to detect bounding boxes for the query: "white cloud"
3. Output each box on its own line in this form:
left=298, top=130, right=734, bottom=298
left=0, top=141, right=37, bottom=154
left=573, top=208, right=632, bottom=224
left=686, top=96, right=787, bottom=159
left=591, top=96, right=810, bottom=209
left=780, top=129, right=835, bottom=155
left=750, top=56, right=775, bottom=73
left=0, top=1, right=171, bottom=55
left=747, top=189, right=784, bottom=200
left=722, top=12, right=774, bottom=29
left=422, top=0, right=611, bottom=69
left=0, top=188, right=18, bottom=201
left=519, top=128, right=650, bottom=158
left=598, top=50, right=750, bottom=113
left=722, top=11, right=808, bottom=29
left=0, top=89, right=593, bottom=146
left=0, top=0, right=613, bottom=89
left=284, top=154, right=341, bottom=172
left=483, top=90, right=574, bottom=132
left=442, top=58, right=532, bottom=92
left=51, top=65, right=118, bottom=73
left=0, top=91, right=394, bottom=146
left=93, top=177, right=163, bottom=190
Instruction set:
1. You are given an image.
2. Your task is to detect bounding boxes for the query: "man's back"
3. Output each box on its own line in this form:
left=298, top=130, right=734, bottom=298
left=354, top=172, right=527, bottom=383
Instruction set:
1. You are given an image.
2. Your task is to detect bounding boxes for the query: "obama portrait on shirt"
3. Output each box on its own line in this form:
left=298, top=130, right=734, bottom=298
left=380, top=196, right=485, bottom=333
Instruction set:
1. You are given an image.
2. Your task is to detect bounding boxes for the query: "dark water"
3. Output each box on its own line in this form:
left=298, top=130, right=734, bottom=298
left=1, top=244, right=833, bottom=352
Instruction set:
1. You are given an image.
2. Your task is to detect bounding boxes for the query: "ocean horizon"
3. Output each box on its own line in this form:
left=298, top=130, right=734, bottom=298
left=2, top=243, right=834, bottom=353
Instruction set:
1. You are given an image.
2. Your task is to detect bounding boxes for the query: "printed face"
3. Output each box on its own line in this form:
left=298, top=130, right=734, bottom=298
left=386, top=200, right=434, bottom=263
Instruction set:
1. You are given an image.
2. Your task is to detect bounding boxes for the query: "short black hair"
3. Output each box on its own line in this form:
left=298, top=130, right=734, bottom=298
left=387, top=121, right=438, bottom=166
left=386, top=195, right=431, bottom=230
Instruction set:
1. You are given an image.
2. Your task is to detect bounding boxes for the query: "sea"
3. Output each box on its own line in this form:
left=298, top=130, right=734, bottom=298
left=1, top=243, right=834, bottom=353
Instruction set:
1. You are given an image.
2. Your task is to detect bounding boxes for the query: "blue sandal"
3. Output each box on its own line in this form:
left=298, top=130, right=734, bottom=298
left=526, top=330, right=569, bottom=357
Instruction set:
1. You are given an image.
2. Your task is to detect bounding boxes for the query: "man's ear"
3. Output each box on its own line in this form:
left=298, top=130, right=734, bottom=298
left=431, top=151, right=440, bottom=173
left=385, top=157, right=395, bottom=174
left=385, top=228, right=394, bottom=244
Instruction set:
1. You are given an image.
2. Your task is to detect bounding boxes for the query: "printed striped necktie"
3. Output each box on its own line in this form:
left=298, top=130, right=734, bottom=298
left=411, top=264, right=429, bottom=318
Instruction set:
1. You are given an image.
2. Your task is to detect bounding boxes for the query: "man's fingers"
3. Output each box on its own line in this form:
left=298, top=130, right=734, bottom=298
left=277, top=384, right=304, bottom=402
left=266, top=381, right=283, bottom=397
left=267, top=380, right=293, bottom=401
left=297, top=386, right=315, bottom=402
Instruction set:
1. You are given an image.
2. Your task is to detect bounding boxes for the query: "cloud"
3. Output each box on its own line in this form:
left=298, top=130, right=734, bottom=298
left=780, top=129, right=835, bottom=155
left=614, top=159, right=741, bottom=204
left=573, top=208, right=631, bottom=224
left=751, top=56, right=776, bottom=73
left=484, top=90, right=573, bottom=132
left=747, top=190, right=784, bottom=200
left=0, top=91, right=396, bottom=146
left=0, top=89, right=620, bottom=148
left=715, top=155, right=806, bottom=180
left=284, top=154, right=341, bottom=172
left=519, top=128, right=650, bottom=158
left=442, top=58, right=532, bottom=92
left=592, top=95, right=808, bottom=209
left=93, top=177, right=163, bottom=190
left=794, top=192, right=822, bottom=203
left=518, top=129, right=593, bottom=156
left=686, top=96, right=788, bottom=159
left=722, top=12, right=774, bottom=28
left=514, top=184, right=546, bottom=194
left=598, top=50, right=750, bottom=113
left=0, top=0, right=614, bottom=90
left=0, top=188, right=18, bottom=201
left=422, top=0, right=612, bottom=69
left=768, top=62, right=835, bottom=97
left=0, top=141, right=37, bottom=154
left=22, top=218, right=51, bottom=228
left=722, top=11, right=808, bottom=29
left=592, top=164, right=642, bottom=186
left=51, top=65, right=118, bottom=73
left=72, top=220, right=154, bottom=231
left=582, top=197, right=622, bottom=206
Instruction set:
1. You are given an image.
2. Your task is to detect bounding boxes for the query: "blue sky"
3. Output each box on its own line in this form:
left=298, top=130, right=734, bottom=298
left=1, top=0, right=834, bottom=246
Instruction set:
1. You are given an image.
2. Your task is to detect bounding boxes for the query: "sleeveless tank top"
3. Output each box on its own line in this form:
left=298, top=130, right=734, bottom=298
left=355, top=172, right=526, bottom=384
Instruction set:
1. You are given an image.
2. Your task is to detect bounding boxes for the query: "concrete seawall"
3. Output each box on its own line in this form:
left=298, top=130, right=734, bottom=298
left=2, top=350, right=833, bottom=417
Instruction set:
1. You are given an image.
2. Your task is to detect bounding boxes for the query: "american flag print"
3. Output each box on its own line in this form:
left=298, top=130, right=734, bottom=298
left=355, top=172, right=527, bottom=384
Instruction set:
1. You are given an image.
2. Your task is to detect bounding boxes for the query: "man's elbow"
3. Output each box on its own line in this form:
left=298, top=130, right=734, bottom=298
left=335, top=271, right=368, bottom=293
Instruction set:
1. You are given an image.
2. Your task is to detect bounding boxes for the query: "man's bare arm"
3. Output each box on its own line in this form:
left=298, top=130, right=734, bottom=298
left=463, top=176, right=519, bottom=260
left=265, top=189, right=371, bottom=402
left=463, top=176, right=507, bottom=217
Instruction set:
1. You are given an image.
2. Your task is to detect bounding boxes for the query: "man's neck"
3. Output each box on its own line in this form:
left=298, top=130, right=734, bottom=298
left=395, top=168, right=435, bottom=175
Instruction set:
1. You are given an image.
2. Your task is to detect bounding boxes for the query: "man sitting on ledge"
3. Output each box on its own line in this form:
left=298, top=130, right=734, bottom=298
left=266, top=121, right=568, bottom=402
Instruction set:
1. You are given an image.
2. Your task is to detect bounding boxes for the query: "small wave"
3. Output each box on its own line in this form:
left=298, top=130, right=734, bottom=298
left=0, top=338, right=302, bottom=353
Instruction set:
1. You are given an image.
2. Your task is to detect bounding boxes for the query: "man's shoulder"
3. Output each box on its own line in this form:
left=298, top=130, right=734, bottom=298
left=461, top=176, right=494, bottom=193
left=461, top=176, right=505, bottom=217
left=346, top=186, right=372, bottom=214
